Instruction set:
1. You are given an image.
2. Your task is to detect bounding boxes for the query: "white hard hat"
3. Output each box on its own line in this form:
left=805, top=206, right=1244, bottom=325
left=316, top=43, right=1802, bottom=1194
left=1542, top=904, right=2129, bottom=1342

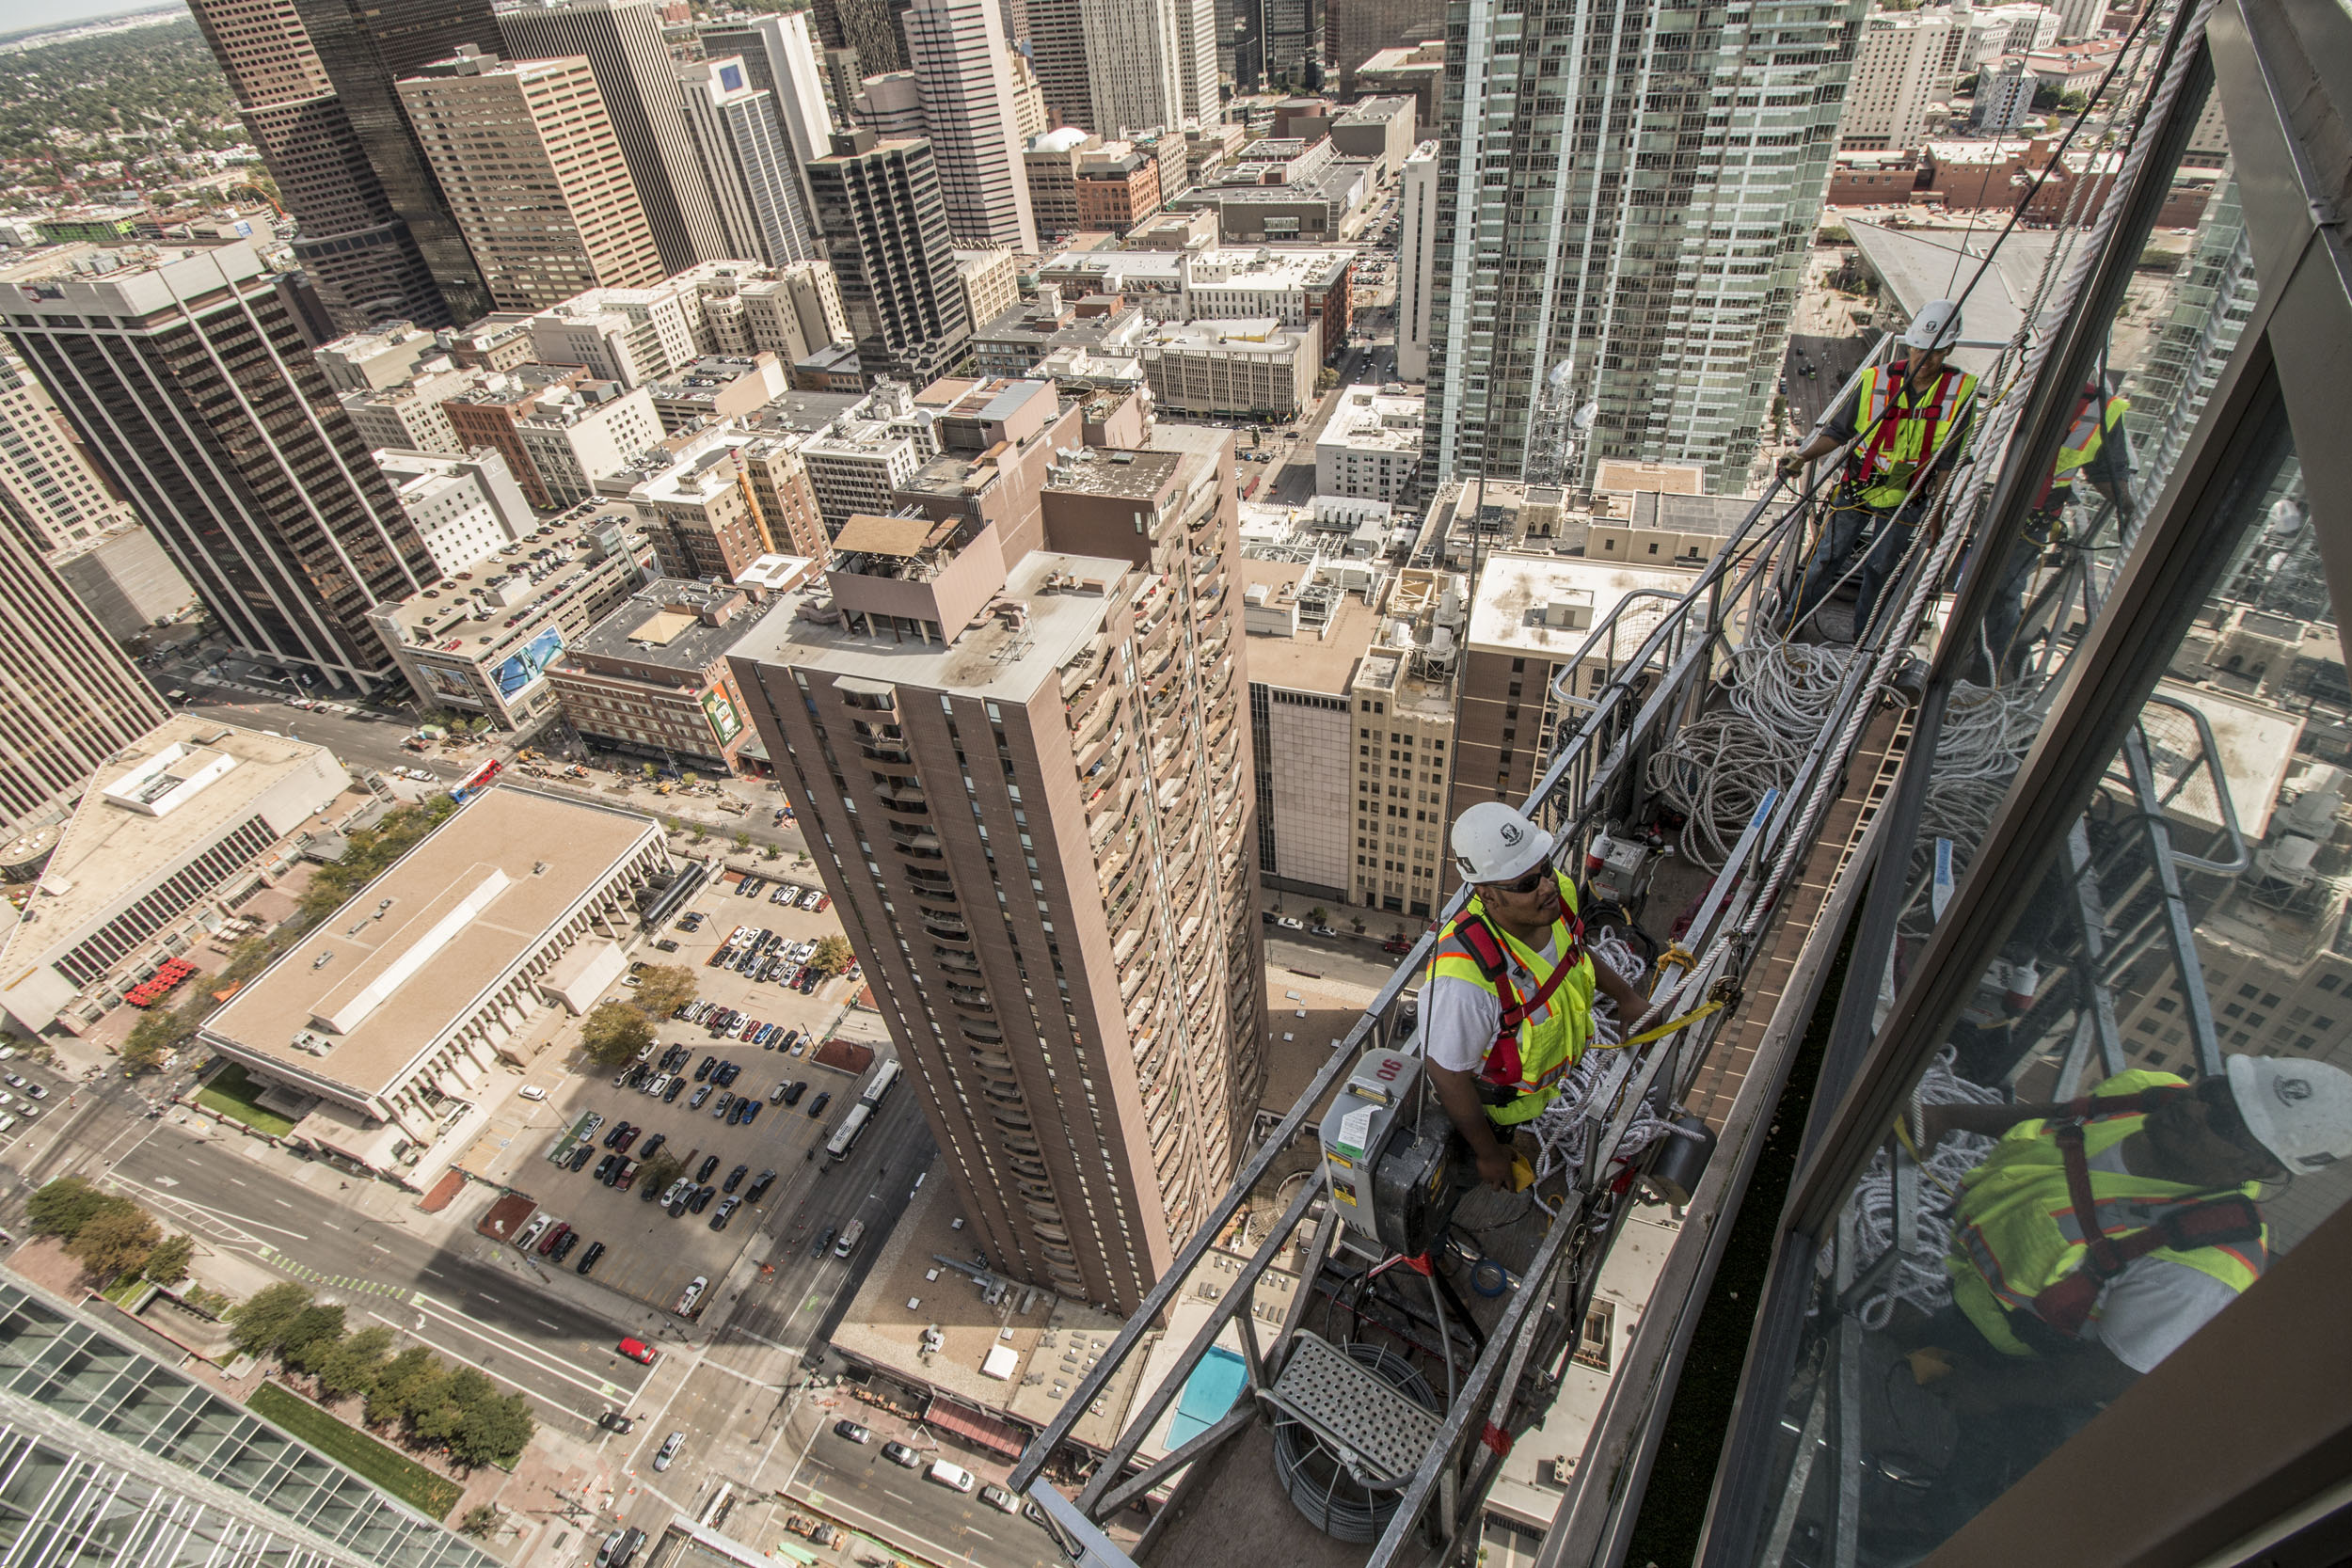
left=1452, top=801, right=1554, bottom=885
left=2226, top=1053, right=2352, bottom=1171
left=1901, top=299, right=1964, bottom=353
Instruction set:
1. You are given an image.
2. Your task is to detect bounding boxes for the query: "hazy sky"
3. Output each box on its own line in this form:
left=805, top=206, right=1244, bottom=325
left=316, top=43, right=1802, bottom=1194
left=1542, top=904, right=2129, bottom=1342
left=9, top=0, right=184, bottom=34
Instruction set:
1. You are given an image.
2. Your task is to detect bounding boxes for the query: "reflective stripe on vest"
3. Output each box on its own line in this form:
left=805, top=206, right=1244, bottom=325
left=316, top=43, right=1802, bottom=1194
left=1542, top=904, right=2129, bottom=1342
left=2033, top=387, right=2131, bottom=508
left=1945, top=1069, right=2266, bottom=1357
left=1851, top=362, right=1977, bottom=510
left=1428, top=871, right=1597, bottom=1126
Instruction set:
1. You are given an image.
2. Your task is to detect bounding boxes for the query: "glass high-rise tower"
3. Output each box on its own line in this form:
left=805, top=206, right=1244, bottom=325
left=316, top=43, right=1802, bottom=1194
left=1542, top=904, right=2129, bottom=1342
left=1422, top=0, right=1866, bottom=494
left=0, top=1275, right=498, bottom=1568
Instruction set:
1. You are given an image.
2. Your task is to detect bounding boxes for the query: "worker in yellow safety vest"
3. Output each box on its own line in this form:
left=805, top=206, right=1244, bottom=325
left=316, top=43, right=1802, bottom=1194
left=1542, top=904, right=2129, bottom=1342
left=1914, top=1054, right=2351, bottom=1410
left=1422, top=803, right=1651, bottom=1190
left=1779, top=298, right=1980, bottom=638
left=1976, top=376, right=2134, bottom=681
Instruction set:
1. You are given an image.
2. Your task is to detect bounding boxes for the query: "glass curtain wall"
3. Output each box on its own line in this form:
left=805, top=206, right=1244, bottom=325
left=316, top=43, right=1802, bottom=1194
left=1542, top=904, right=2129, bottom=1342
left=1680, top=0, right=2352, bottom=1557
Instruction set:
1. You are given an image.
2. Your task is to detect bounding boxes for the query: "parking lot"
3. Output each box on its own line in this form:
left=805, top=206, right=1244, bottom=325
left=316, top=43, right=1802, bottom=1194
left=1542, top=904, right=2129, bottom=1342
left=0, top=1048, right=66, bottom=1153
left=513, top=868, right=880, bottom=1315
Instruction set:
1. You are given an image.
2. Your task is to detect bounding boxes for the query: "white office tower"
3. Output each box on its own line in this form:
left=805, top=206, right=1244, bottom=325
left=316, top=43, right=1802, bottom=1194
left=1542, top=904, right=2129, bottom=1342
left=679, top=57, right=827, bottom=265
left=902, top=0, right=1041, bottom=251
left=1078, top=0, right=1218, bottom=135
left=1422, top=0, right=1865, bottom=494
left=701, top=11, right=837, bottom=167
left=1395, top=138, right=1439, bottom=381
left=1842, top=7, right=1966, bottom=151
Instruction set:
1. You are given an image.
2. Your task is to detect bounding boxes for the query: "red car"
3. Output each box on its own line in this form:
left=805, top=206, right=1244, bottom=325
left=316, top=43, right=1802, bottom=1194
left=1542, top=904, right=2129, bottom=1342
left=618, top=1337, right=660, bottom=1365
left=535, top=1222, right=570, bottom=1257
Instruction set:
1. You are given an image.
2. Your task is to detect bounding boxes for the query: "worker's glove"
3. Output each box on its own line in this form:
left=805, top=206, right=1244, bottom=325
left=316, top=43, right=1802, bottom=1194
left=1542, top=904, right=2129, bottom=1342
left=1776, top=453, right=1807, bottom=479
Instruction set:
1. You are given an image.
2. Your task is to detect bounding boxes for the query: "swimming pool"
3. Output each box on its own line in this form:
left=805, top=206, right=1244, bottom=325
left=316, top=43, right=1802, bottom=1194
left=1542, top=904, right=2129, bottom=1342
left=1165, top=1345, right=1248, bottom=1448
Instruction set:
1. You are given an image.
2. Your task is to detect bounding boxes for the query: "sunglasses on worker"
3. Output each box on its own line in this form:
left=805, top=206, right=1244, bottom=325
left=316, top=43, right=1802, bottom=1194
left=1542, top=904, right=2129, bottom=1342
left=1481, top=863, right=1553, bottom=896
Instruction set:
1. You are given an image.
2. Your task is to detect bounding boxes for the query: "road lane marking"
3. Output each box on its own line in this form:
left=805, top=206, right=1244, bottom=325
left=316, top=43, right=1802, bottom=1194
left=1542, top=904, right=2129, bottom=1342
left=477, top=1293, right=501, bottom=1304
left=536, top=1318, right=559, bottom=1329
left=421, top=1268, right=443, bottom=1278
left=273, top=1199, right=294, bottom=1209
left=228, top=1179, right=246, bottom=1186
left=409, top=1294, right=629, bottom=1401
left=962, top=1526, right=993, bottom=1540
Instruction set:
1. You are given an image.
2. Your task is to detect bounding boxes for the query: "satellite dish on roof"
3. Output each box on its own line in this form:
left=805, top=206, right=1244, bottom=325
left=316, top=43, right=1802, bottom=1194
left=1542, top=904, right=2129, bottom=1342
left=1573, top=402, right=1597, bottom=431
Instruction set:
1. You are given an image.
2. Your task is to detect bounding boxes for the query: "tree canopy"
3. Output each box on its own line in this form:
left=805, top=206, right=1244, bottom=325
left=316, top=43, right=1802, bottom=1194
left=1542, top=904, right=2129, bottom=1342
left=808, top=935, right=854, bottom=977
left=579, top=1002, right=653, bottom=1067
left=629, top=964, right=698, bottom=1019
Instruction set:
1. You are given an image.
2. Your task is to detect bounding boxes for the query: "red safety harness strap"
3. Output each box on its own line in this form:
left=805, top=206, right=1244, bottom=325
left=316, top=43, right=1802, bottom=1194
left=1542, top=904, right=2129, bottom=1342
left=1856, top=362, right=1961, bottom=481
left=1453, top=909, right=1584, bottom=1087
left=2027, top=1113, right=2265, bottom=1338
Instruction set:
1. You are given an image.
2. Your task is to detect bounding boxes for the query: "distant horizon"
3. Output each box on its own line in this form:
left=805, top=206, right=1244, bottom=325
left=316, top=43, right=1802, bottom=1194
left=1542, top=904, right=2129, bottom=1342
left=8, top=0, right=185, bottom=36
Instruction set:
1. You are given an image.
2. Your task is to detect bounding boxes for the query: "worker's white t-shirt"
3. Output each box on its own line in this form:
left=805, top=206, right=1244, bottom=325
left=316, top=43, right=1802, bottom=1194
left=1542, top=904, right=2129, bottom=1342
left=2077, top=1142, right=2242, bottom=1374
left=1422, top=930, right=1565, bottom=1075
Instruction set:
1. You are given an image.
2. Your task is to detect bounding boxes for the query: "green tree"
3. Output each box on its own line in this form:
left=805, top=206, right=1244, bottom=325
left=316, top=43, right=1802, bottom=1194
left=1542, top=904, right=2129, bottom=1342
left=278, top=1304, right=348, bottom=1366
left=579, top=1002, right=653, bottom=1068
left=630, top=964, right=697, bottom=1019
left=1316, top=367, right=1340, bottom=391
left=227, top=1283, right=313, bottom=1356
left=142, top=1233, right=195, bottom=1287
left=458, top=1505, right=501, bottom=1540
left=367, top=1347, right=442, bottom=1428
left=732, top=830, right=751, bottom=850
left=26, top=1177, right=119, bottom=1238
left=413, top=1368, right=496, bottom=1450
left=66, top=1206, right=160, bottom=1285
left=807, top=935, right=854, bottom=976
left=313, top=1325, right=394, bottom=1401
left=638, top=1151, right=683, bottom=1196
left=122, top=993, right=206, bottom=1074
left=452, top=1388, right=535, bottom=1468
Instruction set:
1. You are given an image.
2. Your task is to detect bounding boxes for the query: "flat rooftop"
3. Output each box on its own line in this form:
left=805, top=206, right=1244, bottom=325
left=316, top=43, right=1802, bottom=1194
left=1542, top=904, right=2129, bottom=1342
left=1045, top=446, right=1181, bottom=502
left=566, top=579, right=771, bottom=674
left=731, top=549, right=1136, bottom=703
left=1466, top=553, right=1700, bottom=663
left=828, top=1157, right=1144, bottom=1455
left=204, top=787, right=660, bottom=1101
left=373, top=507, right=639, bottom=641
left=1, top=719, right=335, bottom=954
left=1238, top=560, right=1379, bottom=696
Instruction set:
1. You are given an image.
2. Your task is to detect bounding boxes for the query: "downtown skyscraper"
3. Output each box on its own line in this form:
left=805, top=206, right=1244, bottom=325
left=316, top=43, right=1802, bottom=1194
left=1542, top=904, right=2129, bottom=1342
left=5, top=245, right=436, bottom=692
left=1422, top=0, right=1866, bottom=493
left=730, top=397, right=1265, bottom=1314
left=495, top=0, right=732, bottom=273
left=901, top=0, right=1039, bottom=251
left=805, top=129, right=975, bottom=385
left=186, top=0, right=471, bottom=329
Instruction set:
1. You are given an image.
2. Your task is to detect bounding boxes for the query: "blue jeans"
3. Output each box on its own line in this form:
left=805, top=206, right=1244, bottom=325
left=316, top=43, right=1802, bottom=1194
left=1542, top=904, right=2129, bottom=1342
left=1794, top=500, right=1916, bottom=637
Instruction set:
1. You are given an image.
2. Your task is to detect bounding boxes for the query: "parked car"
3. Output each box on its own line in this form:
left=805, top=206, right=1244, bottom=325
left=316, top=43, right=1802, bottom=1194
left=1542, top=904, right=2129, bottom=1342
left=518, top=1085, right=548, bottom=1101
left=653, top=938, right=678, bottom=952
left=593, top=1153, right=618, bottom=1182
left=568, top=1144, right=595, bottom=1172
left=653, top=1431, right=684, bottom=1471
left=807, top=1091, right=832, bottom=1117
left=708, top=1196, right=740, bottom=1230
left=689, top=1184, right=717, bottom=1214
left=710, top=1091, right=735, bottom=1119
left=549, top=1229, right=580, bottom=1262
left=928, top=1461, right=976, bottom=1494
left=979, top=1483, right=1020, bottom=1513
left=536, top=1221, right=571, bottom=1256
left=738, top=1101, right=760, bottom=1127
left=781, top=1081, right=806, bottom=1106
left=689, top=1085, right=712, bottom=1110
left=813, top=1226, right=835, bottom=1257
left=676, top=1275, right=707, bottom=1313
left=769, top=1081, right=792, bottom=1105
left=662, top=1078, right=686, bottom=1103
left=516, top=1214, right=552, bottom=1251
left=693, top=1055, right=717, bottom=1082
left=577, top=1240, right=606, bottom=1274
left=602, top=1121, right=630, bottom=1148
left=695, top=1154, right=721, bottom=1182
left=745, top=1169, right=776, bottom=1201
left=833, top=1419, right=871, bottom=1444
left=637, top=1132, right=665, bottom=1160
left=882, top=1441, right=922, bottom=1468
left=612, top=1126, right=639, bottom=1153
left=617, top=1338, right=660, bottom=1365
left=598, top=1528, right=644, bottom=1568
left=722, top=1163, right=748, bottom=1193
left=596, top=1408, right=631, bottom=1433
left=644, top=1075, right=671, bottom=1099
left=667, top=1193, right=691, bottom=1218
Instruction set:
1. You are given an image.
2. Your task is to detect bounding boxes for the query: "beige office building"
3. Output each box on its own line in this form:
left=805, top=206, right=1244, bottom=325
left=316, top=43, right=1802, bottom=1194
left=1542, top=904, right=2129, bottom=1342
left=398, top=49, right=664, bottom=309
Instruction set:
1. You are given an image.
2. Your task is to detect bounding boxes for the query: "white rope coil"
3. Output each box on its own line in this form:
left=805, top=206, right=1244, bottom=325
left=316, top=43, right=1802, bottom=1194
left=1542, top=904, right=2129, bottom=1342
left=1650, top=642, right=1860, bottom=871
left=1823, top=1049, right=2005, bottom=1328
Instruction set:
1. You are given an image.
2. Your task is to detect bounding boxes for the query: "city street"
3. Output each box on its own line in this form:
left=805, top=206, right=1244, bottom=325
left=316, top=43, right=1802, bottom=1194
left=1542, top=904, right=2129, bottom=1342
left=102, top=1120, right=656, bottom=1429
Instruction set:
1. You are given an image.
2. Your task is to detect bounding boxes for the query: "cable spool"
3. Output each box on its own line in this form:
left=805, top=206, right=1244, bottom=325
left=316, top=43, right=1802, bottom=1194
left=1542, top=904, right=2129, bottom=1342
left=1270, top=1342, right=1440, bottom=1542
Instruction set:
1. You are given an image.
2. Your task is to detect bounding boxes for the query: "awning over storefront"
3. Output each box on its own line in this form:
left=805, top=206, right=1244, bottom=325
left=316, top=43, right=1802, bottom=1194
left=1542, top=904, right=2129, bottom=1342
left=923, top=1397, right=1028, bottom=1459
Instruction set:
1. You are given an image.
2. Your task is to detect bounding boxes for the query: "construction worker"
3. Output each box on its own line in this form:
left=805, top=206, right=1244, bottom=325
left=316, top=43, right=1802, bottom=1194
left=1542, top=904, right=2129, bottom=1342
left=1423, top=803, right=1651, bottom=1190
left=1975, top=375, right=2134, bottom=681
left=1915, top=1054, right=2352, bottom=1408
left=1779, top=299, right=1981, bottom=638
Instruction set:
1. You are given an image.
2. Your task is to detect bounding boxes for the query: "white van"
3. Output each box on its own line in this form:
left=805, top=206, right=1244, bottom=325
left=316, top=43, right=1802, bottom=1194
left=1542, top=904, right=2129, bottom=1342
left=927, top=1460, right=976, bottom=1493
left=0, top=1116, right=16, bottom=1135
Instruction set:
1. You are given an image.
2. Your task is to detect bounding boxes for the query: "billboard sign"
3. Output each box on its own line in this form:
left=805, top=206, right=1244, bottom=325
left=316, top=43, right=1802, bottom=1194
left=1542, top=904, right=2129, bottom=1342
left=702, top=685, right=743, bottom=744
left=491, top=626, right=564, bottom=699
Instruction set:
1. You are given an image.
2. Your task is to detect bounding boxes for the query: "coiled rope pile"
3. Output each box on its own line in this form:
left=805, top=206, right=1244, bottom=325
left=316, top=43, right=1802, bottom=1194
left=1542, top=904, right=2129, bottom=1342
left=1650, top=642, right=1858, bottom=871
left=1822, top=1049, right=2005, bottom=1328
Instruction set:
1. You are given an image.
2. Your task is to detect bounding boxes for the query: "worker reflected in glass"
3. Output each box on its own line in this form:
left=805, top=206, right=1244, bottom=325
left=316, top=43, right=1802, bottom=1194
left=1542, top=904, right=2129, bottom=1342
left=1421, top=803, right=1651, bottom=1190
left=1889, top=1054, right=2350, bottom=1528
left=1779, top=299, right=1979, bottom=640
left=1974, top=374, right=2135, bottom=683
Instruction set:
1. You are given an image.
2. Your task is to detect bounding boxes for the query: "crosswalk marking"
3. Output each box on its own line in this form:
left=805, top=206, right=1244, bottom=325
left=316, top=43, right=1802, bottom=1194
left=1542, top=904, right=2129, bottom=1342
left=255, top=1248, right=410, bottom=1299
